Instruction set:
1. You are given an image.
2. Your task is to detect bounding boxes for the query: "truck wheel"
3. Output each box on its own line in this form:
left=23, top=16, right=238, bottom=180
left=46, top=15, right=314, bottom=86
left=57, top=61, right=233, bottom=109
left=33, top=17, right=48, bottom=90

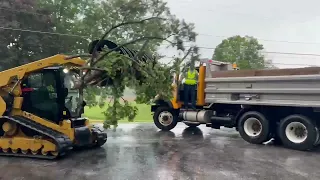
left=153, top=106, right=178, bottom=131
left=278, top=115, right=319, bottom=151
left=238, top=111, right=270, bottom=144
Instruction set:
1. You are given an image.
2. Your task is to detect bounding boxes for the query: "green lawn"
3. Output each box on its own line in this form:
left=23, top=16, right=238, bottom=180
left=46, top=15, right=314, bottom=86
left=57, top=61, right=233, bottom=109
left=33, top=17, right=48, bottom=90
left=84, top=103, right=153, bottom=123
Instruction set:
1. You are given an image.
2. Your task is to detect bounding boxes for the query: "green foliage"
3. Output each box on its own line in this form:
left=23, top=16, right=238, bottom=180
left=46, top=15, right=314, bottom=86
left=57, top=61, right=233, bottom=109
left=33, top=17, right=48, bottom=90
left=86, top=51, right=175, bottom=128
left=134, top=62, right=174, bottom=104
left=102, top=99, right=138, bottom=128
left=78, top=0, right=199, bottom=129
left=213, top=35, right=269, bottom=70
left=0, top=0, right=92, bottom=70
left=0, top=0, right=56, bottom=70
left=0, top=0, right=199, bottom=129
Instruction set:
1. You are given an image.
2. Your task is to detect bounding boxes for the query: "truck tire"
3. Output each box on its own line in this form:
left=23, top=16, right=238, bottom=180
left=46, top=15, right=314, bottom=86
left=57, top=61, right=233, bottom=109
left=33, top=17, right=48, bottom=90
left=153, top=106, right=178, bottom=131
left=238, top=111, right=270, bottom=144
left=278, top=115, right=319, bottom=151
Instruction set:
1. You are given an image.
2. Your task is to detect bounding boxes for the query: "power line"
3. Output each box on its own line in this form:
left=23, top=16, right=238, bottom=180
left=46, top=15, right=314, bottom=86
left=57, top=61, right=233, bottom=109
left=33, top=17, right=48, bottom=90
left=160, top=44, right=320, bottom=57
left=0, top=25, right=317, bottom=67
left=2, top=26, right=320, bottom=58
left=272, top=63, right=318, bottom=67
left=3, top=6, right=320, bottom=45
left=160, top=55, right=319, bottom=67
left=0, top=7, right=49, bottom=16
left=0, top=26, right=89, bottom=39
left=263, top=51, right=320, bottom=57
left=266, top=55, right=320, bottom=59
left=197, top=33, right=320, bottom=45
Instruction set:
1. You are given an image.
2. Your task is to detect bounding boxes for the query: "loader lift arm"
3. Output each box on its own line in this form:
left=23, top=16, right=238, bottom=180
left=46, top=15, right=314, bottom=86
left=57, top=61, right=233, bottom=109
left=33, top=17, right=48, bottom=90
left=85, top=39, right=156, bottom=87
left=0, top=54, right=86, bottom=117
left=0, top=54, right=85, bottom=89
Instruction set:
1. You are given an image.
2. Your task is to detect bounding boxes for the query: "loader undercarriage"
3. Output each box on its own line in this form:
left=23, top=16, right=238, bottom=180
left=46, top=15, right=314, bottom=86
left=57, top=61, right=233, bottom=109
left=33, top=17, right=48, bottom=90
left=0, top=115, right=107, bottom=159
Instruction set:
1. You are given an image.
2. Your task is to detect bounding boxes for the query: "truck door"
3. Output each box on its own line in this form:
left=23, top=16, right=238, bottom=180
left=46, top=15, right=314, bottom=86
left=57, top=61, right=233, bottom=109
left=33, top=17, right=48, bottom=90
left=177, top=67, right=199, bottom=103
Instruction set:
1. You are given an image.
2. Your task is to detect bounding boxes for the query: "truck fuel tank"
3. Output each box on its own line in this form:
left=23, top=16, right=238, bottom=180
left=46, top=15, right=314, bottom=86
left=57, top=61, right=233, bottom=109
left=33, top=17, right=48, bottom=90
left=179, top=110, right=213, bottom=123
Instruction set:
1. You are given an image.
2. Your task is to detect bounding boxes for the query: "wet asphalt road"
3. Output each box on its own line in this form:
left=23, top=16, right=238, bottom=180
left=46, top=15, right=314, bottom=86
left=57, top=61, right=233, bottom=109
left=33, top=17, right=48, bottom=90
left=0, top=123, right=320, bottom=180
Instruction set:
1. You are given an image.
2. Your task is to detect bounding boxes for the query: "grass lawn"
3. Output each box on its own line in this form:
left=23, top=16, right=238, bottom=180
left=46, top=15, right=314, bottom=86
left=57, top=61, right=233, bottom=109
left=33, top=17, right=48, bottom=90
left=84, top=103, right=153, bottom=123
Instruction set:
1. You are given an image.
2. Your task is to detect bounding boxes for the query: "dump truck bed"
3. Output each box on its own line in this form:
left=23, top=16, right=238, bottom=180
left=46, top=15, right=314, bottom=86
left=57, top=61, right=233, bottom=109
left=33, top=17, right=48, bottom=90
left=211, top=66, right=320, bottom=78
left=205, top=67, right=320, bottom=108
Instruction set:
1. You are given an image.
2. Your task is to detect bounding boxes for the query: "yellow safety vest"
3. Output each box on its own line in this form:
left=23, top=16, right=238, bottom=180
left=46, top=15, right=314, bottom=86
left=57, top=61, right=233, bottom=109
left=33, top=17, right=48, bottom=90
left=185, top=69, right=197, bottom=85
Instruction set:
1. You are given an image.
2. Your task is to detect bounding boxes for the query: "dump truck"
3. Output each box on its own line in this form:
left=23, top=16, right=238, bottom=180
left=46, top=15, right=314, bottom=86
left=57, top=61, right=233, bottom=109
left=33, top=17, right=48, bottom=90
left=151, top=58, right=320, bottom=151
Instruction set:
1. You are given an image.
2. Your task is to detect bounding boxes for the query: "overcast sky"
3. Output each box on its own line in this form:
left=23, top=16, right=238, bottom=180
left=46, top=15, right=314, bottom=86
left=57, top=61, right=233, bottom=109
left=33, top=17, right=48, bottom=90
left=158, top=0, right=320, bottom=68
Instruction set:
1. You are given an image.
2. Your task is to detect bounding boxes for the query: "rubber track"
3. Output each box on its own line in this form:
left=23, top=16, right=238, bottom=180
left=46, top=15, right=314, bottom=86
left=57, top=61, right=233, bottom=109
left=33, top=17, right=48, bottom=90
left=0, top=116, right=73, bottom=159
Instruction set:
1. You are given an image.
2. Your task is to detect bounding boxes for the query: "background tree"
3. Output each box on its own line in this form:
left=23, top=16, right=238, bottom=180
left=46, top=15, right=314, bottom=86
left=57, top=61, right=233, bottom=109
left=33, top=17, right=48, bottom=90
left=0, top=0, right=101, bottom=70
left=36, top=0, right=90, bottom=54
left=212, top=35, right=273, bottom=70
left=0, top=0, right=58, bottom=70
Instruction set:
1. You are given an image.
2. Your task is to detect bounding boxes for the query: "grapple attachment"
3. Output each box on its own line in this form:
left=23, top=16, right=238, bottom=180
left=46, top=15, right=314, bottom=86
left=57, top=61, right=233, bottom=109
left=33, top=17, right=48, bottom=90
left=85, top=39, right=156, bottom=87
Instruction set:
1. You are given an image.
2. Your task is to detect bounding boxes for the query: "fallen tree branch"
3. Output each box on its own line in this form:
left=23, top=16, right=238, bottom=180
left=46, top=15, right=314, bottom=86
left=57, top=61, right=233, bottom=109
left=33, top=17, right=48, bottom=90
left=181, top=46, right=193, bottom=61
left=134, top=39, right=150, bottom=61
left=103, top=17, right=167, bottom=40
left=89, top=17, right=167, bottom=66
left=79, top=66, right=106, bottom=71
left=121, top=97, right=127, bottom=103
left=93, top=36, right=173, bottom=67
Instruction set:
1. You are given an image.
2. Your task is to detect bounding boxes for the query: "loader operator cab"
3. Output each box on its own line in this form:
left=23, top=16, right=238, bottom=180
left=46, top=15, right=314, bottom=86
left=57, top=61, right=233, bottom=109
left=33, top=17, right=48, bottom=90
left=21, top=66, right=84, bottom=124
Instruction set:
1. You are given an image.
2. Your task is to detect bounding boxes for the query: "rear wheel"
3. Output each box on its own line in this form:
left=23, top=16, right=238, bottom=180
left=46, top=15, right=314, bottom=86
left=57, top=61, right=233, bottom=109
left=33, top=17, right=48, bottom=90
left=153, top=106, right=178, bottom=131
left=278, top=115, right=319, bottom=151
left=238, top=111, right=270, bottom=144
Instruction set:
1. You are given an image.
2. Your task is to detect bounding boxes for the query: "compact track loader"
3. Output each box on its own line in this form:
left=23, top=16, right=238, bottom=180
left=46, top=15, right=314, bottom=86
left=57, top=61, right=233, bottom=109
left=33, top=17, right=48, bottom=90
left=0, top=54, right=107, bottom=159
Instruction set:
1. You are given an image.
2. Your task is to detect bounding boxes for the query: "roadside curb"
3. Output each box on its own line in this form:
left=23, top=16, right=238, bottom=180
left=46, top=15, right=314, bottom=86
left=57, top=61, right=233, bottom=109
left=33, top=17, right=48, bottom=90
left=88, top=120, right=152, bottom=124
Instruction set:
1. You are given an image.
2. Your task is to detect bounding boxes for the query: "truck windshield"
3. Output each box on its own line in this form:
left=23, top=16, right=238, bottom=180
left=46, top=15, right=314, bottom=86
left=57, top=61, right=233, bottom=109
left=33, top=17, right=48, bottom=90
left=63, top=71, right=81, bottom=117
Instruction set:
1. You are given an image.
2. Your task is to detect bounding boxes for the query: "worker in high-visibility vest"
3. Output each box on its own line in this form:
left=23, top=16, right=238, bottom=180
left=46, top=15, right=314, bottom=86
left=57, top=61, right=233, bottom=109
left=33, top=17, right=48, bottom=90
left=180, top=61, right=198, bottom=109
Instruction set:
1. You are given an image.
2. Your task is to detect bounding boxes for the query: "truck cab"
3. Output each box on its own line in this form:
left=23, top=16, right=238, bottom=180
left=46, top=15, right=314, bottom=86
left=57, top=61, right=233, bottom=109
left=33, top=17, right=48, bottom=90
left=170, top=59, right=234, bottom=109
left=151, top=59, right=235, bottom=130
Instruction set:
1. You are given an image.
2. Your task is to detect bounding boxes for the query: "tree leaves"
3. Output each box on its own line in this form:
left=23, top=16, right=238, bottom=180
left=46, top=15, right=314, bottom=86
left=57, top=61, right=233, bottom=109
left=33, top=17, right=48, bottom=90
left=0, top=0, right=199, bottom=129
left=67, top=0, right=200, bottom=129
left=213, top=35, right=268, bottom=70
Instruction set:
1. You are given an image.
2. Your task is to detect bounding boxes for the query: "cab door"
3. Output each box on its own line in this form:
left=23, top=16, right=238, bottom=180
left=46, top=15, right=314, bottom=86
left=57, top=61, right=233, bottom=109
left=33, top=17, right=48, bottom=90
left=21, top=69, right=62, bottom=123
left=177, top=67, right=199, bottom=103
